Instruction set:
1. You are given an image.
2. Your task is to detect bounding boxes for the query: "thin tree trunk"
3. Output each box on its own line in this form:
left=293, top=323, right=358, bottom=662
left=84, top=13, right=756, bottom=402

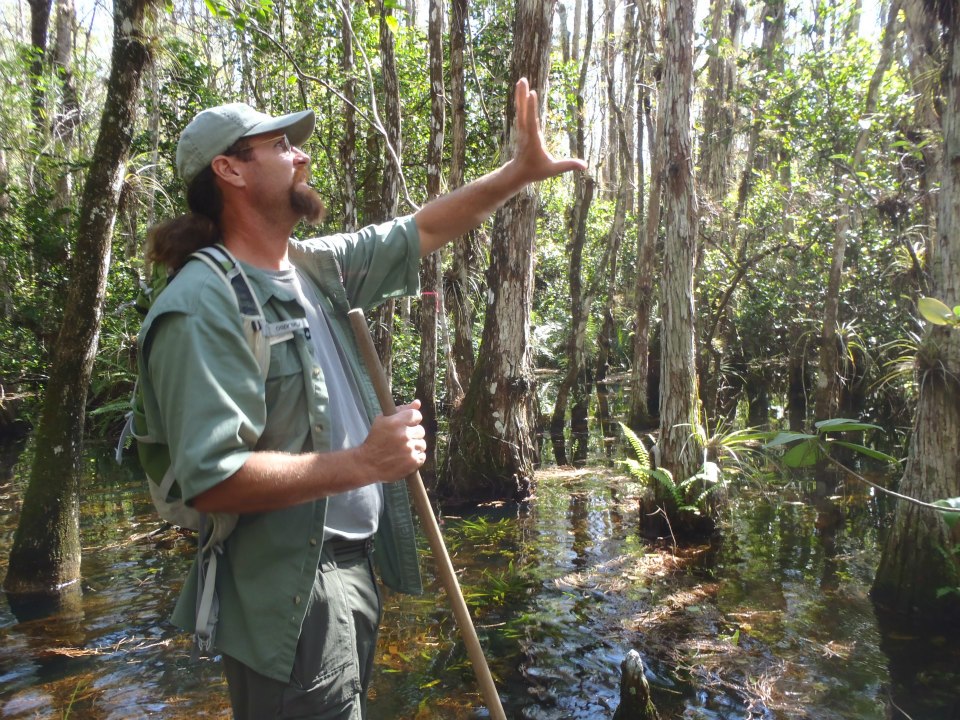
left=551, top=0, right=593, bottom=465
left=341, top=1, right=358, bottom=233
left=550, top=172, right=595, bottom=466
left=416, top=0, right=445, bottom=485
left=601, top=0, right=618, bottom=196
left=28, top=0, right=53, bottom=134
left=144, top=59, right=159, bottom=241
left=446, top=0, right=469, bottom=409
left=698, top=1, right=779, bottom=421
left=628, top=27, right=661, bottom=431
left=373, top=0, right=402, bottom=379
left=596, top=1, right=639, bottom=444
left=52, top=0, right=78, bottom=214
left=444, top=0, right=556, bottom=501
left=5, top=0, right=153, bottom=597
left=872, top=0, right=960, bottom=623
left=0, top=149, right=11, bottom=320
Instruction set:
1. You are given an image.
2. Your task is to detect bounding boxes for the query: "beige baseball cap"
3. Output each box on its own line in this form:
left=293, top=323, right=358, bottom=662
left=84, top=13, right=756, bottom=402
left=175, top=103, right=315, bottom=184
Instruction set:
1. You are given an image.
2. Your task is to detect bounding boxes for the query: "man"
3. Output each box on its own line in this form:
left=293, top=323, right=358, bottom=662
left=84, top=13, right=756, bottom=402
left=139, top=78, right=585, bottom=719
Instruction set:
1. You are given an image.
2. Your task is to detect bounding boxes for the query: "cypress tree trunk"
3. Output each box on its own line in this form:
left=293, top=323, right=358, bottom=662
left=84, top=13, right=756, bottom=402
left=651, top=0, right=703, bottom=532
left=551, top=0, right=593, bottom=466
left=444, top=0, right=556, bottom=501
left=628, top=12, right=660, bottom=431
left=372, top=0, right=402, bottom=378
left=340, top=1, right=358, bottom=233
left=4, top=0, right=153, bottom=597
left=415, top=0, right=445, bottom=485
left=28, top=0, right=53, bottom=133
left=446, top=0, right=471, bottom=409
left=902, top=0, right=942, bottom=272
left=873, top=0, right=960, bottom=622
left=52, top=0, right=78, bottom=214
left=550, top=172, right=594, bottom=466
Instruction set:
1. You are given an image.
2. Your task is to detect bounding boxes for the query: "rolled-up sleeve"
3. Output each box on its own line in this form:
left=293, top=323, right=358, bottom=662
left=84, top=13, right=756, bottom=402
left=296, top=215, right=421, bottom=310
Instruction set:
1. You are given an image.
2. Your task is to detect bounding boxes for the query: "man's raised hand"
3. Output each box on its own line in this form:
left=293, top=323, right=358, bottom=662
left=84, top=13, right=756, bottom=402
left=511, top=77, right=588, bottom=184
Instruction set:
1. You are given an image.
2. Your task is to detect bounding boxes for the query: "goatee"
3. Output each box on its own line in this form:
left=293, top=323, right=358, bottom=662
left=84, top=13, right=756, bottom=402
left=291, top=184, right=326, bottom=226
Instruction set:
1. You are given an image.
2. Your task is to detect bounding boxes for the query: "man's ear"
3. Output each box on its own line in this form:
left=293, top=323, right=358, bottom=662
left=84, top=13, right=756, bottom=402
left=210, top=155, right=246, bottom=188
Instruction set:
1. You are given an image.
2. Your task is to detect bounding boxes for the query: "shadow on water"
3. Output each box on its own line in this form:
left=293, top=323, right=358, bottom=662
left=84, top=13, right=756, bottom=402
left=1, top=439, right=959, bottom=718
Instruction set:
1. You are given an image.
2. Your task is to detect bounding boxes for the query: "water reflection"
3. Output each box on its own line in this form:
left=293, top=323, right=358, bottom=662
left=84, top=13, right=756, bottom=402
left=0, top=443, right=959, bottom=718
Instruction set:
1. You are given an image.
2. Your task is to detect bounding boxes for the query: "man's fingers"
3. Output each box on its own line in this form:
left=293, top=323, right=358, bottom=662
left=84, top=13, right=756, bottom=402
left=515, top=77, right=529, bottom=129
left=408, top=423, right=425, bottom=440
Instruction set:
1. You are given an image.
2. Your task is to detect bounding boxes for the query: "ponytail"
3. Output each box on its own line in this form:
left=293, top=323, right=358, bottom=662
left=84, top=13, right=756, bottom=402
left=146, top=166, right=223, bottom=271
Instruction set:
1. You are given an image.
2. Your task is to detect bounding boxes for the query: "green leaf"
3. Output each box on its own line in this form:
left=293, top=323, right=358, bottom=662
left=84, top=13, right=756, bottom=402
left=648, top=468, right=676, bottom=488
left=829, top=440, right=897, bottom=464
left=782, top=440, right=823, bottom=468
left=933, top=498, right=960, bottom=529
left=918, top=296, right=956, bottom=326
left=766, top=431, right=816, bottom=448
left=814, top=418, right=882, bottom=433
left=385, top=14, right=400, bottom=34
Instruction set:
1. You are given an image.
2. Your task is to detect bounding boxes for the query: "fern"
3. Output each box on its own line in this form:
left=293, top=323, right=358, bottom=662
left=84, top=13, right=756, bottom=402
left=619, top=422, right=650, bottom=471
left=620, top=423, right=730, bottom=516
left=619, top=423, right=681, bottom=503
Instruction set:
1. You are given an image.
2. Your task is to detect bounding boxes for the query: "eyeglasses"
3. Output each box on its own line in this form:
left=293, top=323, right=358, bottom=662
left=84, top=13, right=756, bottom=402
left=230, top=134, right=294, bottom=155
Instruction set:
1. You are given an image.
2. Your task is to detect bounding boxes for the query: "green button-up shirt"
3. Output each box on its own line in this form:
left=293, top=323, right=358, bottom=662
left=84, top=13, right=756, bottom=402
left=138, top=216, right=423, bottom=682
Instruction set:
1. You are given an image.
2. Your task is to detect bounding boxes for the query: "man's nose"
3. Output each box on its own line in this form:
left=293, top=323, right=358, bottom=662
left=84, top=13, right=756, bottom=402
left=293, top=146, right=310, bottom=163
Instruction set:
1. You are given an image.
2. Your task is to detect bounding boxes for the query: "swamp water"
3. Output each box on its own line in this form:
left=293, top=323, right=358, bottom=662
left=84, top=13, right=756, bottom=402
left=1, top=440, right=958, bottom=719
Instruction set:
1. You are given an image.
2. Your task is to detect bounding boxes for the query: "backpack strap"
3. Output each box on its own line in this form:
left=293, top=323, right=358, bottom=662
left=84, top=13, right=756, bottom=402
left=189, top=245, right=309, bottom=378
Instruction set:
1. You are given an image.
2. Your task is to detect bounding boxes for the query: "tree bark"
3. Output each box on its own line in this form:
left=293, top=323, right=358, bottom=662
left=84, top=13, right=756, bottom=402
left=446, top=0, right=470, bottom=409
left=628, top=13, right=661, bottom=431
left=5, top=0, right=153, bottom=596
left=550, top=172, right=594, bottom=466
left=415, top=0, right=445, bottom=485
left=902, top=0, right=942, bottom=279
left=872, top=0, right=960, bottom=623
left=551, top=0, right=593, bottom=466
left=600, top=0, right=618, bottom=196
left=52, top=0, right=78, bottom=214
left=29, top=0, right=54, bottom=133
left=444, top=0, right=556, bottom=501
left=372, top=0, right=402, bottom=379
left=595, top=1, right=639, bottom=447
left=657, top=0, right=702, bottom=487
left=341, top=1, right=358, bottom=233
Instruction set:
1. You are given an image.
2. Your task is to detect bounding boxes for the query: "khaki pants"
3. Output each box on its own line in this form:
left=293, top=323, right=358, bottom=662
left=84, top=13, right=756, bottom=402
left=223, top=540, right=381, bottom=720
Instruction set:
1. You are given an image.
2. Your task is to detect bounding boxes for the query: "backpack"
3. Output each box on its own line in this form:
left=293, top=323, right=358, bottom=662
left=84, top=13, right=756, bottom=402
left=116, top=243, right=308, bottom=652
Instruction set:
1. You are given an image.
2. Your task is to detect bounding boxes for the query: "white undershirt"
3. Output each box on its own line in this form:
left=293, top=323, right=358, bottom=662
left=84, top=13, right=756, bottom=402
left=271, top=268, right=382, bottom=541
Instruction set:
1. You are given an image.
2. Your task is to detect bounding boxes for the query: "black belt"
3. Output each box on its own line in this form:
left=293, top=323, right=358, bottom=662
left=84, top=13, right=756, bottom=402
left=326, top=536, right=374, bottom=562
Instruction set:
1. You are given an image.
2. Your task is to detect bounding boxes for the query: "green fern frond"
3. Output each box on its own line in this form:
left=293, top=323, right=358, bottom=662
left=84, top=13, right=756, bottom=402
left=619, top=422, right=651, bottom=471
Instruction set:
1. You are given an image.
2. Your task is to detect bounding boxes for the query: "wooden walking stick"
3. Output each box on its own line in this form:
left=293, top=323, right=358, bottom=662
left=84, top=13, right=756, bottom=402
left=348, top=308, right=507, bottom=720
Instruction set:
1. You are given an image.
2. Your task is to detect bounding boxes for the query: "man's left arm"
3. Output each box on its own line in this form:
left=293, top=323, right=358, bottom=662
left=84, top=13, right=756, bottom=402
left=414, top=77, right=587, bottom=257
